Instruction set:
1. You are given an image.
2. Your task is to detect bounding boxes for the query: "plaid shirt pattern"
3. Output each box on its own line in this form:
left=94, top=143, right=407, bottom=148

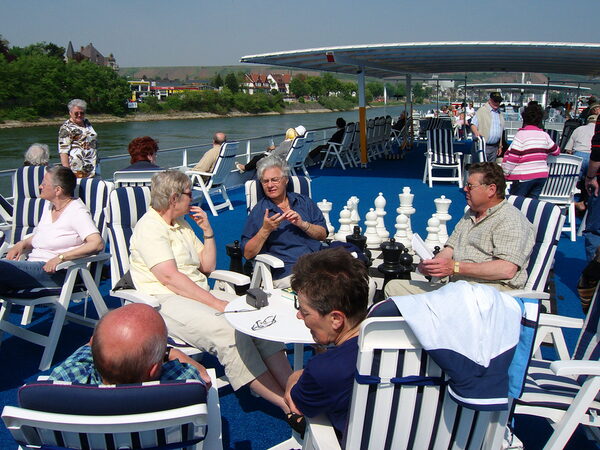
left=446, top=200, right=534, bottom=289
left=48, top=345, right=203, bottom=385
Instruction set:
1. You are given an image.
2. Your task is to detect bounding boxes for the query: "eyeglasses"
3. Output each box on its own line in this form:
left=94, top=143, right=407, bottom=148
left=251, top=315, right=277, bottom=331
left=181, top=192, right=193, bottom=198
left=465, top=183, right=489, bottom=191
left=260, top=176, right=284, bottom=185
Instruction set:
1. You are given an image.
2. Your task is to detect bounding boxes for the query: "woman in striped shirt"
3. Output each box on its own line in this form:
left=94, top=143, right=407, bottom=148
left=501, top=104, right=560, bottom=199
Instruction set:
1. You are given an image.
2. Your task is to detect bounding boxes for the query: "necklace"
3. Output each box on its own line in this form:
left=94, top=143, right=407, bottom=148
left=53, top=198, right=73, bottom=212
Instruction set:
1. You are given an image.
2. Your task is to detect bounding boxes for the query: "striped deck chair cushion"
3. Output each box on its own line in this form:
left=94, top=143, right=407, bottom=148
left=75, top=177, right=113, bottom=240
left=18, top=379, right=207, bottom=415
left=245, top=176, right=311, bottom=214
left=507, top=196, right=564, bottom=292
left=11, top=197, right=47, bottom=244
left=518, top=377, right=600, bottom=413
left=106, top=186, right=151, bottom=283
left=427, top=129, right=456, bottom=165
left=13, top=166, right=46, bottom=199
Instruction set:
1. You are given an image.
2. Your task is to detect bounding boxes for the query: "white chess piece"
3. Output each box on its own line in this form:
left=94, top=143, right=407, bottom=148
left=334, top=206, right=353, bottom=241
left=317, top=198, right=335, bottom=240
left=394, top=213, right=412, bottom=250
left=347, top=196, right=361, bottom=230
left=374, top=192, right=389, bottom=240
left=364, top=208, right=382, bottom=249
left=424, top=216, right=441, bottom=253
left=433, top=195, right=452, bottom=245
left=397, top=187, right=415, bottom=240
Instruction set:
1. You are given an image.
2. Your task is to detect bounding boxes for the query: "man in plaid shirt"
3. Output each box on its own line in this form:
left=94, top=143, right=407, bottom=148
left=49, top=304, right=211, bottom=387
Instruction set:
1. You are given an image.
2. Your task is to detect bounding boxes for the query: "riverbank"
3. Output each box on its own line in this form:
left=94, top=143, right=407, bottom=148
left=0, top=104, right=342, bottom=129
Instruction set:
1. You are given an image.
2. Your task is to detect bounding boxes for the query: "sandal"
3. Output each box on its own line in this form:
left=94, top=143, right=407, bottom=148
left=235, top=162, right=245, bottom=173
left=286, top=412, right=306, bottom=437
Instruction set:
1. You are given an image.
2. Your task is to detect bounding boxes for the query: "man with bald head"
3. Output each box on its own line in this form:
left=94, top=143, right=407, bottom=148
left=192, top=132, right=227, bottom=178
left=49, top=304, right=211, bottom=386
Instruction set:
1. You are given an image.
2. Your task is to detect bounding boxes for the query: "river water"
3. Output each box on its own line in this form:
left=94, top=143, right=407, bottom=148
left=0, top=104, right=427, bottom=195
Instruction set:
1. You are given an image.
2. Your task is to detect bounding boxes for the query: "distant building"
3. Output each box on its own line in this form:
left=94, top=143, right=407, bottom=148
left=267, top=73, right=292, bottom=94
left=242, top=72, right=292, bottom=95
left=66, top=41, right=118, bottom=70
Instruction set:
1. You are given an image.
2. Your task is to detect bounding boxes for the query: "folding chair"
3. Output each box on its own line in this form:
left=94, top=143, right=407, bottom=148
left=320, top=123, right=356, bottom=170
left=287, top=132, right=315, bottom=179
left=2, top=372, right=222, bottom=449
left=113, top=169, right=164, bottom=187
left=514, top=284, right=600, bottom=449
left=187, top=142, right=239, bottom=216
left=423, top=129, right=463, bottom=188
left=539, top=154, right=583, bottom=242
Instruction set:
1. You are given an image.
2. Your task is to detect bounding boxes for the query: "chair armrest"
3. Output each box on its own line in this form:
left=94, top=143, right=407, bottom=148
left=506, top=289, right=550, bottom=300
left=551, top=360, right=600, bottom=377
left=55, top=253, right=110, bottom=271
left=304, top=413, right=341, bottom=450
left=538, top=313, right=584, bottom=329
left=109, top=288, right=160, bottom=308
left=209, top=270, right=250, bottom=286
left=186, top=170, right=212, bottom=177
left=255, top=254, right=285, bottom=269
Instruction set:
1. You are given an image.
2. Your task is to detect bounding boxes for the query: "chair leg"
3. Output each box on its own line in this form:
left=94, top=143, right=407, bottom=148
left=0, top=299, right=14, bottom=349
left=20, top=305, right=34, bottom=325
left=569, top=202, right=576, bottom=242
left=220, top=187, right=233, bottom=211
left=204, top=190, right=218, bottom=216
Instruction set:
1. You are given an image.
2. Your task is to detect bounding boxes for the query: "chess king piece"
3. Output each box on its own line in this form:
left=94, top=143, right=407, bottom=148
left=334, top=206, right=353, bottom=241
left=433, top=195, right=452, bottom=245
left=374, top=192, right=389, bottom=240
left=397, top=186, right=415, bottom=240
left=317, top=198, right=335, bottom=240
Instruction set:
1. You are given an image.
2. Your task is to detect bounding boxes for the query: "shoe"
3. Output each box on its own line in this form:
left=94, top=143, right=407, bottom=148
left=235, top=162, right=245, bottom=173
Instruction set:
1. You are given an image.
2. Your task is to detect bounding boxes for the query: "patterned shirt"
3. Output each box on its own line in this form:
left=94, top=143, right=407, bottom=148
left=48, top=345, right=203, bottom=385
left=445, top=200, right=535, bottom=289
left=58, top=118, right=98, bottom=177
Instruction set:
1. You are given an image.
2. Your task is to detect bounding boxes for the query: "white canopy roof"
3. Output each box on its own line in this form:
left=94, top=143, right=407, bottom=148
left=240, top=42, right=600, bottom=78
left=460, top=83, right=591, bottom=92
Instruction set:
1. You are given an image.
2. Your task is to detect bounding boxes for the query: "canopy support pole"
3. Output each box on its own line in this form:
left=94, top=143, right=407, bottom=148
left=407, top=74, right=413, bottom=148
left=358, top=68, right=367, bottom=166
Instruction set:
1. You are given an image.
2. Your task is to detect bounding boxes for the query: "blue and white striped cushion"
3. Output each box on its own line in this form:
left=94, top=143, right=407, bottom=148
left=75, top=177, right=112, bottom=240
left=427, top=129, right=456, bottom=165
left=13, top=166, right=46, bottom=199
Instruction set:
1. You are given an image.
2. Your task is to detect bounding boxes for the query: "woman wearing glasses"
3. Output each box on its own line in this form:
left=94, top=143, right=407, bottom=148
left=241, top=156, right=327, bottom=288
left=129, top=170, right=293, bottom=414
left=58, top=99, right=98, bottom=178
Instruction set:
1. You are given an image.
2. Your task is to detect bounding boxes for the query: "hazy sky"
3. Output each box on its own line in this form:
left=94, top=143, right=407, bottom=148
left=2, top=0, right=599, bottom=68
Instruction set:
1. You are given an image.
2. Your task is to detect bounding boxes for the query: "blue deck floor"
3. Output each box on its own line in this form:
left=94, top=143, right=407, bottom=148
left=0, top=144, right=598, bottom=449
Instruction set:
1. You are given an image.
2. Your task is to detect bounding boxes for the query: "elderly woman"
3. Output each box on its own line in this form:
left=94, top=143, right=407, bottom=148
left=241, top=156, right=326, bottom=287
left=128, top=170, right=293, bottom=412
left=58, top=99, right=98, bottom=178
left=284, top=247, right=369, bottom=440
left=24, top=143, right=50, bottom=166
left=121, top=136, right=162, bottom=171
left=0, top=166, right=103, bottom=292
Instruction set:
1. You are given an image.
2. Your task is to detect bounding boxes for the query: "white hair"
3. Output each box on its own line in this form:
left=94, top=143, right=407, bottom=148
left=68, top=98, right=87, bottom=112
left=24, top=143, right=49, bottom=166
left=256, top=155, right=290, bottom=181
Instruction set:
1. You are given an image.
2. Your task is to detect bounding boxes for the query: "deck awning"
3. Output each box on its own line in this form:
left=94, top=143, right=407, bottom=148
left=460, top=83, right=591, bottom=92
left=240, top=42, right=600, bottom=78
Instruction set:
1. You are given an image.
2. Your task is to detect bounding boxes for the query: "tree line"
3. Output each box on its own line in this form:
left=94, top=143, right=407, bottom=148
left=0, top=36, right=131, bottom=121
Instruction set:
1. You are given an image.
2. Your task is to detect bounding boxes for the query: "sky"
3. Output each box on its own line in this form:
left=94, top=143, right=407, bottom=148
left=2, top=0, right=600, bottom=68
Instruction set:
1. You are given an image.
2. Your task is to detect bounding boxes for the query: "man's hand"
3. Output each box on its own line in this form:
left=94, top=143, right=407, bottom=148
left=419, top=257, right=454, bottom=278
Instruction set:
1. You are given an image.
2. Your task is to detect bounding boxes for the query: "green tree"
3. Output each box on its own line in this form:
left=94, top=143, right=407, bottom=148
left=289, top=75, right=309, bottom=98
left=307, top=77, right=324, bottom=98
left=224, top=73, right=239, bottom=93
left=321, top=73, right=341, bottom=95
left=366, top=81, right=384, bottom=99
left=212, top=73, right=223, bottom=88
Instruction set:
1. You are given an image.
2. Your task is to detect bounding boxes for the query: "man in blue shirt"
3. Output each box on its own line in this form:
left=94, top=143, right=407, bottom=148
left=241, top=156, right=326, bottom=287
left=471, top=92, right=505, bottom=162
left=49, top=303, right=210, bottom=386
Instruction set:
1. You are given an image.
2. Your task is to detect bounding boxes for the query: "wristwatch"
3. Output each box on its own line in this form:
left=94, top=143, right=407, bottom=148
left=453, top=261, right=460, bottom=274
left=58, top=254, right=65, bottom=262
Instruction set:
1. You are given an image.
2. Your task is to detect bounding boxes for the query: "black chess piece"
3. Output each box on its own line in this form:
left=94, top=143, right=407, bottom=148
left=226, top=240, right=244, bottom=274
left=433, top=246, right=441, bottom=256
left=378, top=238, right=407, bottom=289
left=398, top=248, right=414, bottom=280
left=346, top=226, right=372, bottom=266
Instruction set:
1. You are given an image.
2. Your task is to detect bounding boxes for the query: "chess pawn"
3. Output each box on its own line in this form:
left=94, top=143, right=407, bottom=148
left=394, top=213, right=412, bottom=250
left=397, top=187, right=415, bottom=240
left=317, top=198, right=335, bottom=240
left=334, top=206, right=353, bottom=241
left=364, top=208, right=382, bottom=249
left=433, top=195, right=452, bottom=245
left=374, top=192, right=389, bottom=240
left=424, top=217, right=441, bottom=253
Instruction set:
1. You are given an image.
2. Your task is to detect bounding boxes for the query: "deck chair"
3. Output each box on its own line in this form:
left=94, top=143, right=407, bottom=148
left=303, top=299, right=538, bottom=450
left=423, top=129, right=463, bottom=188
left=545, top=128, right=561, bottom=146
left=320, top=122, right=356, bottom=170
left=113, top=169, right=164, bottom=187
left=186, top=141, right=239, bottom=216
left=0, top=193, right=13, bottom=254
left=539, top=154, right=583, bottom=242
left=514, top=284, right=600, bottom=449
left=2, top=371, right=222, bottom=449
left=244, top=176, right=312, bottom=290
left=287, top=132, right=315, bottom=178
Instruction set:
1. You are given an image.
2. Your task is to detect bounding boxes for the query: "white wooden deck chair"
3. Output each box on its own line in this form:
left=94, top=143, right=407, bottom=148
left=244, top=176, right=312, bottom=290
left=539, top=154, right=583, bottom=242
left=113, top=169, right=164, bottom=187
left=423, top=129, right=463, bottom=188
left=187, top=141, right=239, bottom=216
left=513, top=284, right=600, bottom=449
left=287, top=132, right=316, bottom=178
left=320, top=122, right=356, bottom=170
left=2, top=371, right=222, bottom=449
left=303, top=315, right=515, bottom=449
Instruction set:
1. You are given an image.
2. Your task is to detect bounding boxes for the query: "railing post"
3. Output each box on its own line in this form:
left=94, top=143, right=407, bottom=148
left=183, top=149, right=188, bottom=168
left=246, top=141, right=251, bottom=163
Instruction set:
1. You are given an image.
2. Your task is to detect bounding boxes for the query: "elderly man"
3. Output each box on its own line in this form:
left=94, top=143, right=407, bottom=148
left=471, top=92, right=505, bottom=162
left=385, top=162, right=535, bottom=297
left=192, top=132, right=226, bottom=174
left=48, top=303, right=211, bottom=386
left=241, top=155, right=326, bottom=288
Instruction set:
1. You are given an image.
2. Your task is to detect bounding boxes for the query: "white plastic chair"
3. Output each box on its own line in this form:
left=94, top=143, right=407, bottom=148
left=113, top=169, right=164, bottom=187
left=320, top=123, right=356, bottom=170
left=423, top=129, right=463, bottom=188
left=287, top=132, right=316, bottom=178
